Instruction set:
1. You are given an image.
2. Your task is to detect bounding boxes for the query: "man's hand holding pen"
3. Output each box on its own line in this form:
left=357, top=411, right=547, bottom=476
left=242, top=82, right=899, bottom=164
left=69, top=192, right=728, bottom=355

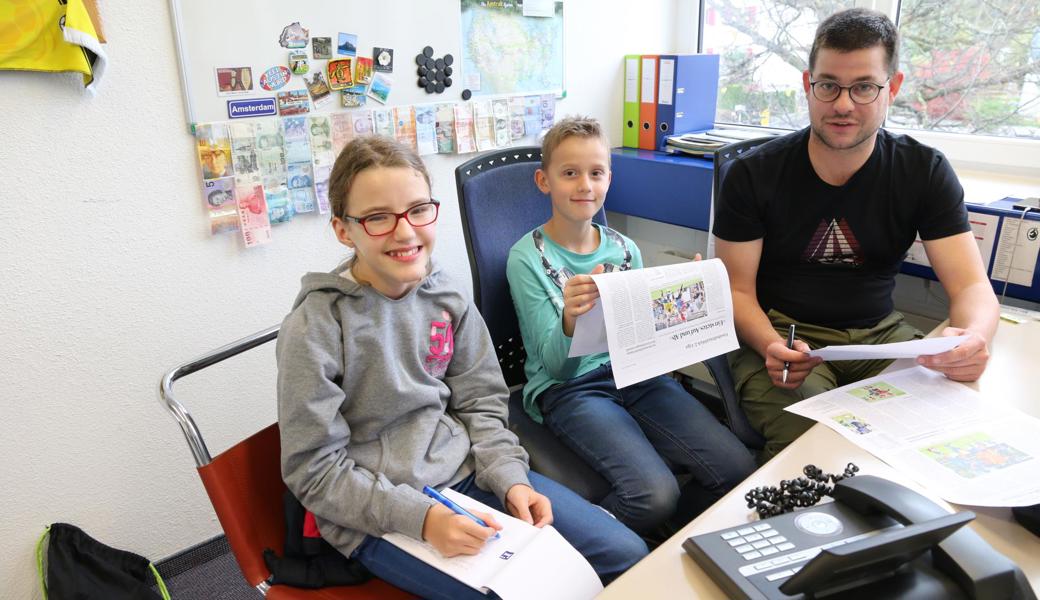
left=765, top=335, right=822, bottom=390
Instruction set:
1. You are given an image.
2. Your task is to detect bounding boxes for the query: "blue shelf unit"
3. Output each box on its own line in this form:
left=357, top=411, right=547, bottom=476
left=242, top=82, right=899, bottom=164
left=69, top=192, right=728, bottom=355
left=605, top=148, right=714, bottom=231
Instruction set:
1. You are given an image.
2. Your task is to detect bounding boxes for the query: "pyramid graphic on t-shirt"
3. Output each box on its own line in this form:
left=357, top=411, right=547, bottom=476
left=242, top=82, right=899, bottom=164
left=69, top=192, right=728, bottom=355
left=802, top=218, right=863, bottom=265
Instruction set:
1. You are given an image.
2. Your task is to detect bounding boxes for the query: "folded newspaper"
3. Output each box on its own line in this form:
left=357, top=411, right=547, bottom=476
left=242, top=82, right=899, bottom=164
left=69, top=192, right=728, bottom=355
left=569, top=259, right=739, bottom=388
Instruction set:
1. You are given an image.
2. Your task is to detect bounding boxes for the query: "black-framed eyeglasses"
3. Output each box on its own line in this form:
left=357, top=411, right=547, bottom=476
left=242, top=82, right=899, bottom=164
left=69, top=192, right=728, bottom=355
left=342, top=200, right=440, bottom=236
left=809, top=79, right=889, bottom=104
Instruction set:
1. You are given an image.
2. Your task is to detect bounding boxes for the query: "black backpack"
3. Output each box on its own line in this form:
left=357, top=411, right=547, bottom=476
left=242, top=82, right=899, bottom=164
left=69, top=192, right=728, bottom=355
left=263, top=491, right=373, bottom=588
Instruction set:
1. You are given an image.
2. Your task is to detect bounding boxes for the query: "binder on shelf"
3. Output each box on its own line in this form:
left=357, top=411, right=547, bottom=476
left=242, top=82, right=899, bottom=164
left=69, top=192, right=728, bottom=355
left=638, top=55, right=658, bottom=150
left=654, top=54, right=721, bottom=151
left=622, top=55, right=641, bottom=148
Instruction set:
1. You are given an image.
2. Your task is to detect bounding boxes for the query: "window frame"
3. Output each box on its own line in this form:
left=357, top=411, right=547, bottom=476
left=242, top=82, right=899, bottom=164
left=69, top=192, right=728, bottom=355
left=691, top=0, right=1040, bottom=177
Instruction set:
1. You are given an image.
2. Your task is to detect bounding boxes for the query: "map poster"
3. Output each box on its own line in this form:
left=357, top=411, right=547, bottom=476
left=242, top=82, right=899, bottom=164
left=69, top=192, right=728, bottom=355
left=460, top=0, right=564, bottom=97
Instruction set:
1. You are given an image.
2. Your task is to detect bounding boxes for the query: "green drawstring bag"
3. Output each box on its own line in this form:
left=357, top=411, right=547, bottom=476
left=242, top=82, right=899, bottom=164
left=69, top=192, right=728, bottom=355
left=36, top=523, right=170, bottom=600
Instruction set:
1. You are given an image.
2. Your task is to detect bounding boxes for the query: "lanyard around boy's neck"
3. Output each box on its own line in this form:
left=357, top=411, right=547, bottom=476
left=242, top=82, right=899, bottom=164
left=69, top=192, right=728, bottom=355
left=531, top=225, right=632, bottom=291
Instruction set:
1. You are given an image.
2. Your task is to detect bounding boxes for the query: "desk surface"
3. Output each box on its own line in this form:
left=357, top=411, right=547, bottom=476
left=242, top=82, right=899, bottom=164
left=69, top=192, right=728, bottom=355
left=598, top=318, right=1040, bottom=599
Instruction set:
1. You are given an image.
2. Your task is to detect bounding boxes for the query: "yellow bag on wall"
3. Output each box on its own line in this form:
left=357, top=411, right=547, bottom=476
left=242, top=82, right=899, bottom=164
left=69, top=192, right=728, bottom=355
left=0, top=0, right=107, bottom=90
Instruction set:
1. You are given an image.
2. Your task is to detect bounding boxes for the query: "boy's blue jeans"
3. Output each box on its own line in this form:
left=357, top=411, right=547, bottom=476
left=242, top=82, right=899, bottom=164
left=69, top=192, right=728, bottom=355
left=539, top=363, right=757, bottom=534
left=351, top=471, right=647, bottom=600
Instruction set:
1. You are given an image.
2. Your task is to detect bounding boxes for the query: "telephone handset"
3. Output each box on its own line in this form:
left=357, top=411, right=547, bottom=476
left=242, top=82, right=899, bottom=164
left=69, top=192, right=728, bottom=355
left=683, top=475, right=1037, bottom=599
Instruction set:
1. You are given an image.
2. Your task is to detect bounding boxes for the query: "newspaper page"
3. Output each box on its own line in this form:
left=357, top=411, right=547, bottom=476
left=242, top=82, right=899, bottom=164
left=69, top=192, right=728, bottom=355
left=571, top=259, right=738, bottom=388
left=785, top=366, right=1040, bottom=507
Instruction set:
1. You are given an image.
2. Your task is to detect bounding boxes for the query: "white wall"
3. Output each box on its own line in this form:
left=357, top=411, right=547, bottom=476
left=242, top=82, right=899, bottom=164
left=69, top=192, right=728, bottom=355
left=0, top=2, right=678, bottom=598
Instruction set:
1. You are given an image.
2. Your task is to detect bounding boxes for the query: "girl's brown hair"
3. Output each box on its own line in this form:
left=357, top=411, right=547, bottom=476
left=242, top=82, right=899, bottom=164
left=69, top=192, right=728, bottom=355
left=328, top=135, right=432, bottom=219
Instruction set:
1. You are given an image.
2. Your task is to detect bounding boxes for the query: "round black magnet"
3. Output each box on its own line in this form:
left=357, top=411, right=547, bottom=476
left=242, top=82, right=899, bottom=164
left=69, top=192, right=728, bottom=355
left=425, top=81, right=436, bottom=93
left=417, top=65, right=428, bottom=76
left=435, top=82, right=445, bottom=93
left=444, top=77, right=453, bottom=87
left=434, top=70, right=445, bottom=82
left=443, top=65, right=453, bottom=76
left=418, top=76, right=429, bottom=87
left=425, top=58, right=436, bottom=70
left=461, top=88, right=471, bottom=100
left=423, top=46, right=434, bottom=58
left=443, top=53, right=454, bottom=66
left=435, top=58, right=445, bottom=70
left=415, top=53, right=426, bottom=66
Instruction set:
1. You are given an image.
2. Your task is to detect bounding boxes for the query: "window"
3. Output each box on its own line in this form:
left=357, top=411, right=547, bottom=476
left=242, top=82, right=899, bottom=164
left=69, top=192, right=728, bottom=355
left=893, top=0, right=1040, bottom=139
left=699, top=0, right=1040, bottom=142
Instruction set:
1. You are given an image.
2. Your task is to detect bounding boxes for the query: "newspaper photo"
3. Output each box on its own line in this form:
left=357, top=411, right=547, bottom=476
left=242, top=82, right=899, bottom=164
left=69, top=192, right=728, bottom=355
left=569, top=259, right=738, bottom=388
left=785, top=366, right=1040, bottom=507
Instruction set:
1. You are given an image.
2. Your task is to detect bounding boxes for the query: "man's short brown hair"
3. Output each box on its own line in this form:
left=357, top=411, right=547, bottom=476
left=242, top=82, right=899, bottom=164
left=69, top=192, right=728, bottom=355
left=540, top=116, right=610, bottom=170
left=809, top=8, right=900, bottom=77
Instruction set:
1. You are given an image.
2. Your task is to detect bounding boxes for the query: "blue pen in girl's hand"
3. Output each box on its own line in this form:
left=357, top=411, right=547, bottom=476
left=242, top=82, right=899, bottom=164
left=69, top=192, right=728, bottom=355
left=422, top=486, right=501, bottom=540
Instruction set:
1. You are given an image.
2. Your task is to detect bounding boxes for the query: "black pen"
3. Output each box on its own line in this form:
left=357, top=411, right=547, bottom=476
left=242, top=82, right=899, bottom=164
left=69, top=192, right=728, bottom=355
left=782, top=324, right=796, bottom=384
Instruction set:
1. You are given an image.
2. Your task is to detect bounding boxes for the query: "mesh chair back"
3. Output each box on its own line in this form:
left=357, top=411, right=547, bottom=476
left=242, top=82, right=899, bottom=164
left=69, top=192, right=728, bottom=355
left=456, top=147, right=605, bottom=386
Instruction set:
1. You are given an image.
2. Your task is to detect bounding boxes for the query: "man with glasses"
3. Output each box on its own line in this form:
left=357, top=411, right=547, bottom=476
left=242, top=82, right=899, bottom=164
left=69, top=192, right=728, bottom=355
left=713, top=8, right=999, bottom=460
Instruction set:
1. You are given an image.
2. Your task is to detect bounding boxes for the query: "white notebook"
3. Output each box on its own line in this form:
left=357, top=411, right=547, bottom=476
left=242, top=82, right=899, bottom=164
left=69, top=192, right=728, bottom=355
left=382, top=489, right=604, bottom=600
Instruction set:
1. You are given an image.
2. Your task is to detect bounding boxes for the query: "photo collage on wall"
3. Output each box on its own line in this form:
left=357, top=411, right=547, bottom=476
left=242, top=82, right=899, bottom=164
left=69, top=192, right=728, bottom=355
left=198, top=21, right=558, bottom=247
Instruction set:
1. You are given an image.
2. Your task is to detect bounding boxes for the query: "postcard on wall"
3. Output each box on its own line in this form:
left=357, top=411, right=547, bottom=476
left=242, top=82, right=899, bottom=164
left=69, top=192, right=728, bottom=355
left=327, top=58, right=353, bottom=90
left=203, top=177, right=239, bottom=235
left=415, top=105, right=438, bottom=156
left=491, top=98, right=511, bottom=147
left=308, top=115, right=334, bottom=164
left=393, top=105, right=418, bottom=151
left=279, top=22, right=309, bottom=49
left=277, top=90, right=310, bottom=115
left=435, top=103, right=457, bottom=154
left=472, top=100, right=496, bottom=152
left=354, top=56, right=374, bottom=85
left=304, top=71, right=333, bottom=108
left=372, top=107, right=394, bottom=138
left=312, top=36, right=332, bottom=59
left=330, top=112, right=355, bottom=156
left=265, top=185, right=295, bottom=225
left=215, top=67, right=253, bottom=95
left=453, top=102, right=476, bottom=154
left=228, top=121, right=259, bottom=176
left=373, top=47, right=394, bottom=72
left=509, top=97, right=526, bottom=140
left=341, top=84, right=368, bottom=108
left=569, top=259, right=739, bottom=389
left=337, top=32, right=358, bottom=56
left=195, top=122, right=235, bottom=180
left=352, top=110, right=375, bottom=137
left=235, top=183, right=272, bottom=247
left=367, top=73, right=392, bottom=104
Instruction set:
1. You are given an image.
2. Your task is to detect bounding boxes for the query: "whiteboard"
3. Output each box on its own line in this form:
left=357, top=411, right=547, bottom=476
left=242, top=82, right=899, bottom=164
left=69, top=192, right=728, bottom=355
left=169, top=0, right=466, bottom=127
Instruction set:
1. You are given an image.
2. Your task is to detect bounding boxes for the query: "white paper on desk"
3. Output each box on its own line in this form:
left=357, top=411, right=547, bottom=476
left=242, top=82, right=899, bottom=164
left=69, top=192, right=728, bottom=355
left=581, top=259, right=738, bottom=388
left=382, top=489, right=602, bottom=600
left=808, top=335, right=969, bottom=361
left=785, top=366, right=1040, bottom=507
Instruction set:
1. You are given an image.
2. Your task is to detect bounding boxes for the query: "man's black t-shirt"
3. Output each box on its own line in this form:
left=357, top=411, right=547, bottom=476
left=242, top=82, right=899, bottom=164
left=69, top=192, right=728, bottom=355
left=713, top=128, right=969, bottom=329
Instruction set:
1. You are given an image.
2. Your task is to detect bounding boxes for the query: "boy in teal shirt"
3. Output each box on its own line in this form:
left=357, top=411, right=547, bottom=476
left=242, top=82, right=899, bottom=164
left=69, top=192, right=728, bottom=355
left=506, top=117, right=755, bottom=536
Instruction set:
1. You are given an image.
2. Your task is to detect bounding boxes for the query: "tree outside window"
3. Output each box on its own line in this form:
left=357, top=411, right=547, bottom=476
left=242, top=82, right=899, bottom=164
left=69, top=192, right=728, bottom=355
left=701, top=0, right=1040, bottom=140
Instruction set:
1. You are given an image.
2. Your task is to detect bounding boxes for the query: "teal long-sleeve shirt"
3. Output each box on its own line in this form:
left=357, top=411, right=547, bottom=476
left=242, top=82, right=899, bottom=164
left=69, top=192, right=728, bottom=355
left=505, top=224, right=643, bottom=423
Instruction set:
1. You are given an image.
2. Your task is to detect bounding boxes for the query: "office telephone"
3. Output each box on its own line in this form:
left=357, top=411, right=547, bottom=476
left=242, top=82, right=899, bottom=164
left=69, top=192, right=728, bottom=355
left=684, top=475, right=1036, bottom=599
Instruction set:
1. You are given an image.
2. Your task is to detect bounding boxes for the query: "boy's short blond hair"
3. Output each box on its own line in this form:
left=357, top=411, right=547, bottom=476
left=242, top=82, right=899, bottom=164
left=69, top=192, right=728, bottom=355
left=540, top=116, right=610, bottom=170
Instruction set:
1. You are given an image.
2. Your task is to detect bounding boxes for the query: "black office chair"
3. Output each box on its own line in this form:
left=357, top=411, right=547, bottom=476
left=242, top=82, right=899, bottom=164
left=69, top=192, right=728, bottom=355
left=455, top=146, right=612, bottom=502
left=703, top=136, right=774, bottom=450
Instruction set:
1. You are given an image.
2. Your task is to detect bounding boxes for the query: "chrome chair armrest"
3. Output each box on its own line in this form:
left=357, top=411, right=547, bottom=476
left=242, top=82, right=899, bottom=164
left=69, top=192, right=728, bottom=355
left=158, top=325, right=279, bottom=467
